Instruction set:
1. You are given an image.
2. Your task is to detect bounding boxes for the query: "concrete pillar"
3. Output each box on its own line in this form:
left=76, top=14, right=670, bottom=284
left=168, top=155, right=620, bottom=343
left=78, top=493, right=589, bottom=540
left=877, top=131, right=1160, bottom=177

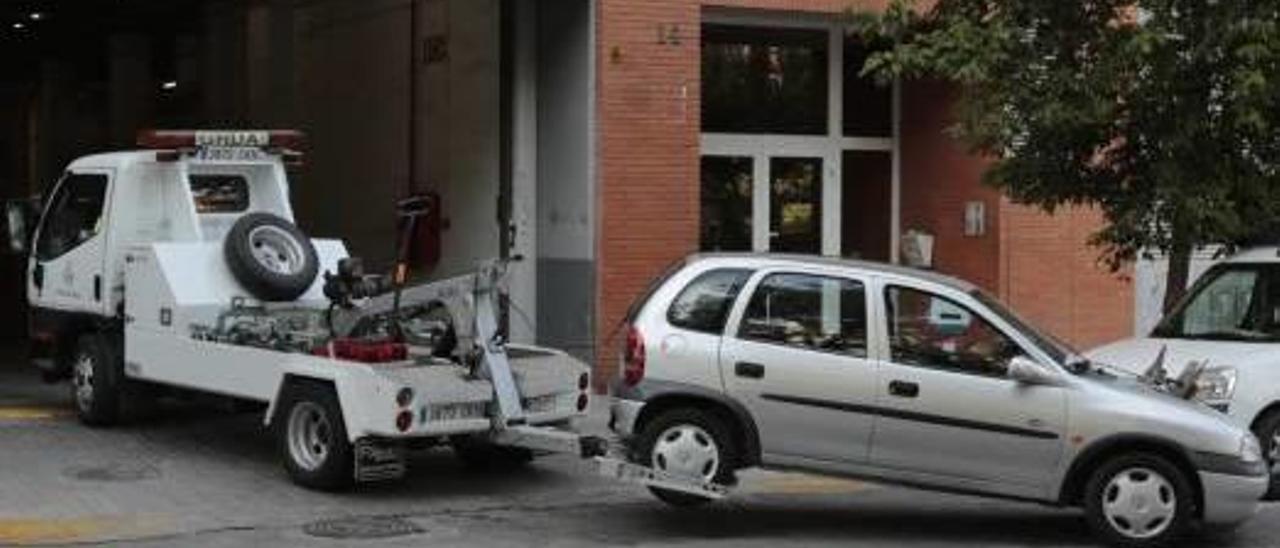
left=108, top=34, right=153, bottom=147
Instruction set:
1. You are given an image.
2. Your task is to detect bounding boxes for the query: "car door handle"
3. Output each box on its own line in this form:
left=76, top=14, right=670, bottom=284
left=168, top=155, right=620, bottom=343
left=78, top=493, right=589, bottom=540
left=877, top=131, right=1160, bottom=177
left=888, top=380, right=919, bottom=399
left=735, top=362, right=765, bottom=380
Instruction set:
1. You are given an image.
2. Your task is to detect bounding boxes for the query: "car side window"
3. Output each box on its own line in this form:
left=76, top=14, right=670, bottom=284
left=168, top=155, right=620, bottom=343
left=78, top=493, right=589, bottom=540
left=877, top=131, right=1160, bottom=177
left=35, top=173, right=108, bottom=262
left=884, top=285, right=1022, bottom=378
left=738, top=273, right=868, bottom=358
left=666, top=268, right=753, bottom=334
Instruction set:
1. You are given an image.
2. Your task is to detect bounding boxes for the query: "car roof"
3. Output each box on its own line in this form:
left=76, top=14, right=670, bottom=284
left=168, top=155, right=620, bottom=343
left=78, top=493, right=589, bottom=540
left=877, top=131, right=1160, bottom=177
left=686, top=252, right=979, bottom=293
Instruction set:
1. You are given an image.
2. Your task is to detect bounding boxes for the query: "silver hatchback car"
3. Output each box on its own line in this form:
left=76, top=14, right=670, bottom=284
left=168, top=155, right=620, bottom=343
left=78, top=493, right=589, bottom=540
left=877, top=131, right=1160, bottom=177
left=611, top=254, right=1267, bottom=547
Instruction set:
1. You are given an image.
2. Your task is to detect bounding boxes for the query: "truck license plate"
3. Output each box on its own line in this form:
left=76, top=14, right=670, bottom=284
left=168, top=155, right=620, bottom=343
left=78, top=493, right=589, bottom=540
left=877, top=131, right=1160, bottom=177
left=522, top=395, right=556, bottom=413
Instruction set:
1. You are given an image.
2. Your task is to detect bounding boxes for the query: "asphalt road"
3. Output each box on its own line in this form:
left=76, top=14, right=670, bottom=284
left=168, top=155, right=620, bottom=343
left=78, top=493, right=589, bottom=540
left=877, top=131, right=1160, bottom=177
left=1, top=357, right=1277, bottom=547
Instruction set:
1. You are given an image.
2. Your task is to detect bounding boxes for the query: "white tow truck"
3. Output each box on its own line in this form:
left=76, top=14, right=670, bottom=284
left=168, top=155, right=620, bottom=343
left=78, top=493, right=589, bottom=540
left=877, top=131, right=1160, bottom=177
left=4, top=130, right=722, bottom=497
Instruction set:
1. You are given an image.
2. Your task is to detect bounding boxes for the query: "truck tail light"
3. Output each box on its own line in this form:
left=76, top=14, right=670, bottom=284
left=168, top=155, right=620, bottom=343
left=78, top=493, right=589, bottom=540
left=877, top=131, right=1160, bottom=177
left=623, top=325, right=645, bottom=387
left=395, top=410, right=413, bottom=432
left=577, top=393, right=589, bottom=412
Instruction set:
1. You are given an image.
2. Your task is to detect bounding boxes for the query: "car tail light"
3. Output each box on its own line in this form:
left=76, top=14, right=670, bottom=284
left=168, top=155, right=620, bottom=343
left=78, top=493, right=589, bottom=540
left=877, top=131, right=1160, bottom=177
left=623, top=325, right=645, bottom=386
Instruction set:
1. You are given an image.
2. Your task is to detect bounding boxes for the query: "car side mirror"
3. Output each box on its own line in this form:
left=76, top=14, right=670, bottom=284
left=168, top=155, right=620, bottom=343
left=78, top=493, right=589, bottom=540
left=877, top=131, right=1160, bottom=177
left=1008, top=356, right=1059, bottom=386
left=4, top=198, right=38, bottom=255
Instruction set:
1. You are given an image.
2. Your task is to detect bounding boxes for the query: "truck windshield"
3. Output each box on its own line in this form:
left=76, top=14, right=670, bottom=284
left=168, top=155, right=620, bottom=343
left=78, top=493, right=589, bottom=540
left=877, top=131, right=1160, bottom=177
left=970, top=289, right=1074, bottom=365
left=1153, top=263, right=1280, bottom=342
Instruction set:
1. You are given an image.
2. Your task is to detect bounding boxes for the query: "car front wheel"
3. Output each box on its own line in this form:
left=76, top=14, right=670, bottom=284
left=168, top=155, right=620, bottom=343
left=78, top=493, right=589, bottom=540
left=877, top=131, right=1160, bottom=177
left=634, top=408, right=736, bottom=507
left=1083, top=453, right=1196, bottom=548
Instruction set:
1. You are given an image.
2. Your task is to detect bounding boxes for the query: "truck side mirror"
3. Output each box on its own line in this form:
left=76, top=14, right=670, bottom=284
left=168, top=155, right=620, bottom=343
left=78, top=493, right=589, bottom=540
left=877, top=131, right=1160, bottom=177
left=4, top=199, right=37, bottom=255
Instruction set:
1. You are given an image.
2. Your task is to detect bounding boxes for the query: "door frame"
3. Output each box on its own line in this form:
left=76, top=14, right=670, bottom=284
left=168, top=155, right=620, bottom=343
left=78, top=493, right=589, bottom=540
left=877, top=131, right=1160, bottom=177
left=699, top=11, right=901, bottom=261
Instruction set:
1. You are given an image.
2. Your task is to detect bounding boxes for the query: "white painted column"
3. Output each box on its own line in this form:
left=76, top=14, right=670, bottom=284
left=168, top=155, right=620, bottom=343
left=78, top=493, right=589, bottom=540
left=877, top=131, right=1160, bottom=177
left=509, top=0, right=539, bottom=343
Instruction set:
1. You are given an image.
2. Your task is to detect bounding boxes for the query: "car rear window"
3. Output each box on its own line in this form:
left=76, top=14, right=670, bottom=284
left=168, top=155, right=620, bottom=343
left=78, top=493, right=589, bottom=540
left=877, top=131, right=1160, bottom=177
left=666, top=268, right=754, bottom=335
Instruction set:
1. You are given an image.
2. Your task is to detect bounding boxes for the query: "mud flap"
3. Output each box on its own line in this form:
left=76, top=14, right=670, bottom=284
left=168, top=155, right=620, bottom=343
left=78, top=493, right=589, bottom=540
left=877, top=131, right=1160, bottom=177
left=354, top=439, right=406, bottom=483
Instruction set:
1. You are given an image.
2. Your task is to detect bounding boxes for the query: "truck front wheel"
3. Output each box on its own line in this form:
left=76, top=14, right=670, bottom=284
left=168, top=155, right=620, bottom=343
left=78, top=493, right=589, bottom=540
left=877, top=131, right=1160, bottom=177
left=277, top=381, right=354, bottom=491
left=71, top=333, right=123, bottom=426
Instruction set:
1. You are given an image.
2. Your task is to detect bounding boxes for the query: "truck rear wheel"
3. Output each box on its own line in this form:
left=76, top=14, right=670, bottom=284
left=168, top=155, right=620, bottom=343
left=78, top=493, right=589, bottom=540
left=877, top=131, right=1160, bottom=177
left=224, top=213, right=319, bottom=302
left=71, top=333, right=123, bottom=427
left=277, top=381, right=354, bottom=491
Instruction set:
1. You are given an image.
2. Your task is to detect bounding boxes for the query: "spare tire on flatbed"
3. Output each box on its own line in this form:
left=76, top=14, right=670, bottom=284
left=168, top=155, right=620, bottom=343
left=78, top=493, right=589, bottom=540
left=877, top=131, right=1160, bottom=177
left=224, top=212, right=319, bottom=302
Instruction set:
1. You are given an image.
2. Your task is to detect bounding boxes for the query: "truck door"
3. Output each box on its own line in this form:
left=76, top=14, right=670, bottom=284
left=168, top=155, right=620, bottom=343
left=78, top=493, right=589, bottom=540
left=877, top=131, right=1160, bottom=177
left=29, top=171, right=112, bottom=316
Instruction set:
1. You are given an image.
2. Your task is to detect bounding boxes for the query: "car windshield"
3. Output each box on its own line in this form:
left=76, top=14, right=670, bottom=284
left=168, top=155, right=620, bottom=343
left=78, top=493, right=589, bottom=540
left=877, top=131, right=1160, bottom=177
left=1153, top=263, right=1280, bottom=342
left=970, top=289, right=1075, bottom=365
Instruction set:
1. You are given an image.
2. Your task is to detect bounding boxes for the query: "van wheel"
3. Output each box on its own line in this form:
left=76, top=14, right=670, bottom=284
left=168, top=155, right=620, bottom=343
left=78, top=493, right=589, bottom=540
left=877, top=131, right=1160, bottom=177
left=634, top=408, right=736, bottom=507
left=1252, top=411, right=1280, bottom=500
left=224, top=213, right=319, bottom=302
left=1083, top=453, right=1195, bottom=548
left=277, top=381, right=354, bottom=491
left=71, top=333, right=123, bottom=427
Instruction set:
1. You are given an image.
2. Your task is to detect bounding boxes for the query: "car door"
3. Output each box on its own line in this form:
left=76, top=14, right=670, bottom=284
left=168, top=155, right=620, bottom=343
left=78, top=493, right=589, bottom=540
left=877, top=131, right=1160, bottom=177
left=720, top=268, right=880, bottom=464
left=28, top=171, right=112, bottom=315
left=869, top=280, right=1067, bottom=490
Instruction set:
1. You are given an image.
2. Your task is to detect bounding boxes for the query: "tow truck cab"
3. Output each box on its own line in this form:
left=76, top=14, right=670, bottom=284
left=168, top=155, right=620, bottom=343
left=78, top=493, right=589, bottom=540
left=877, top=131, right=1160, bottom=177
left=24, top=131, right=304, bottom=380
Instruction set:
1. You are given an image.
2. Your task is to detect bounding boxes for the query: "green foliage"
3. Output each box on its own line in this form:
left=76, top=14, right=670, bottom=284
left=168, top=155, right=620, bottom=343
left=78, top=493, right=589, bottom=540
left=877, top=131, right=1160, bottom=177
left=850, top=0, right=1280, bottom=269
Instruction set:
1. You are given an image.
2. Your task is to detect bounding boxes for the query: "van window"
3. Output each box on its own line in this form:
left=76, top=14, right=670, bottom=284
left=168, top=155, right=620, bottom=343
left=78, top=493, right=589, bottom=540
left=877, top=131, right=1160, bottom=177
left=190, top=175, right=250, bottom=213
left=666, top=269, right=753, bottom=334
left=35, top=173, right=108, bottom=261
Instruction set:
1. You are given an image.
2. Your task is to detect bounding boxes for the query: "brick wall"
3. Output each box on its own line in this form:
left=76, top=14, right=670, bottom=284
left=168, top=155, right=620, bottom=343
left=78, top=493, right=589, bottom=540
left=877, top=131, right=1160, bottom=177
left=1000, top=204, right=1134, bottom=349
left=898, top=81, right=1002, bottom=292
left=593, top=0, right=1133, bottom=385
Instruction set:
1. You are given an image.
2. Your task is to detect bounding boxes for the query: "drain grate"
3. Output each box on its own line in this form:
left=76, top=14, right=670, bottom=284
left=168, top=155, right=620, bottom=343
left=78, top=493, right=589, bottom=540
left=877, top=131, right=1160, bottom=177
left=64, top=463, right=161, bottom=482
left=303, top=516, right=424, bottom=540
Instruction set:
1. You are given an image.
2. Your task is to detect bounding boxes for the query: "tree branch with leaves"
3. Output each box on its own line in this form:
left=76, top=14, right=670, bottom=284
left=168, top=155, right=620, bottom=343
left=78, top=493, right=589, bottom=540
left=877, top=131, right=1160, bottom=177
left=850, top=0, right=1280, bottom=312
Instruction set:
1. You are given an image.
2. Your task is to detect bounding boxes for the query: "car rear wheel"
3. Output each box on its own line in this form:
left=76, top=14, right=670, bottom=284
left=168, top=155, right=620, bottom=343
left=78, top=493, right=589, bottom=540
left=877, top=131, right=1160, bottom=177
left=1252, top=410, right=1280, bottom=500
left=277, top=381, right=354, bottom=490
left=634, top=408, right=736, bottom=507
left=1083, top=453, right=1195, bottom=548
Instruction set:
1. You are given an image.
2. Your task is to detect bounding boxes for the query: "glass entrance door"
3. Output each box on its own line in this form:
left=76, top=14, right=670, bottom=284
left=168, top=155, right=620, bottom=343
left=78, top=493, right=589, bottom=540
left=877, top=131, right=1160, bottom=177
left=699, top=152, right=833, bottom=255
left=768, top=157, right=824, bottom=254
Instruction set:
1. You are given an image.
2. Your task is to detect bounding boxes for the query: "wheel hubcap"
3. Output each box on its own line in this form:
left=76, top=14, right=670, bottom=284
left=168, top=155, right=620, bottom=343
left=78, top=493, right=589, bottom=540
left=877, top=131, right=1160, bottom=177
left=72, top=353, right=95, bottom=412
left=651, top=424, right=719, bottom=481
left=248, top=225, right=305, bottom=275
left=287, top=402, right=333, bottom=471
left=1102, top=467, right=1177, bottom=539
